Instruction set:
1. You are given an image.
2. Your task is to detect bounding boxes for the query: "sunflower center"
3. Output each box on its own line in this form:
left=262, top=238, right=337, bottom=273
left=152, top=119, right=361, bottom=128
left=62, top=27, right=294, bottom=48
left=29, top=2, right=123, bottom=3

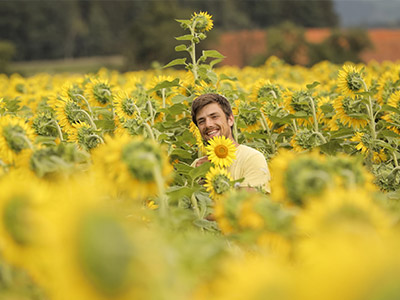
left=214, top=144, right=229, bottom=158
left=93, top=83, right=112, bottom=105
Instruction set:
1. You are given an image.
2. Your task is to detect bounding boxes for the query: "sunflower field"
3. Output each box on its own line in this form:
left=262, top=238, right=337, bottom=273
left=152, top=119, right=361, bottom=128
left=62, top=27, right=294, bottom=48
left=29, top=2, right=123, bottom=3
left=1, top=12, right=400, bottom=300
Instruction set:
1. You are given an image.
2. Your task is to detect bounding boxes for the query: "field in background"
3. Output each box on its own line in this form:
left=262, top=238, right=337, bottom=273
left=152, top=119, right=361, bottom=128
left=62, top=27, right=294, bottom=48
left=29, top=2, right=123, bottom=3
left=9, top=55, right=125, bottom=76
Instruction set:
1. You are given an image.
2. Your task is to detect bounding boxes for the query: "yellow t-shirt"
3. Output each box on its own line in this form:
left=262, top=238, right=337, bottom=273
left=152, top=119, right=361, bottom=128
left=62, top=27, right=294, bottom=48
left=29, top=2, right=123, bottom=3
left=192, top=144, right=271, bottom=193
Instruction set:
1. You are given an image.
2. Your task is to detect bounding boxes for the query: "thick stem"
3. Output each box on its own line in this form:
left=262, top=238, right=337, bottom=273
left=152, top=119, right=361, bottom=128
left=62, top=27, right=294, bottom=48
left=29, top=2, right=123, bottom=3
left=308, top=96, right=320, bottom=134
left=147, top=100, right=155, bottom=126
left=189, top=23, right=199, bottom=81
left=72, top=109, right=97, bottom=130
left=52, top=120, right=64, bottom=142
left=361, top=80, right=377, bottom=140
left=76, top=94, right=93, bottom=116
left=143, top=123, right=156, bottom=142
left=190, top=193, right=201, bottom=219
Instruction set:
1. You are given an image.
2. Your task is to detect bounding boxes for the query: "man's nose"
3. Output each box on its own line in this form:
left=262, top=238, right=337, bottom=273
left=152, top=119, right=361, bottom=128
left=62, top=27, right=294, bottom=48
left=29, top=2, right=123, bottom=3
left=204, top=118, right=213, bottom=127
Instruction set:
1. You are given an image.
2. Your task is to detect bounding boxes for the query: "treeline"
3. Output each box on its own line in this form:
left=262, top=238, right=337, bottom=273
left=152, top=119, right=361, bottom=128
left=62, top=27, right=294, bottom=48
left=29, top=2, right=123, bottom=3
left=0, top=0, right=339, bottom=69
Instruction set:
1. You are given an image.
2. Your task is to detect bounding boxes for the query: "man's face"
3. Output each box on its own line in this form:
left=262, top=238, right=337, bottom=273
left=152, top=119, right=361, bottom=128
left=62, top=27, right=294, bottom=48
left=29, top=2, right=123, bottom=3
left=196, top=103, right=234, bottom=142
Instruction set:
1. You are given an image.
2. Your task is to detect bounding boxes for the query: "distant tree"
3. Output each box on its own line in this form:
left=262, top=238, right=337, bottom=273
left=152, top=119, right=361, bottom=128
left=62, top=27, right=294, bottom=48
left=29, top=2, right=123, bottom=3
left=308, top=28, right=373, bottom=65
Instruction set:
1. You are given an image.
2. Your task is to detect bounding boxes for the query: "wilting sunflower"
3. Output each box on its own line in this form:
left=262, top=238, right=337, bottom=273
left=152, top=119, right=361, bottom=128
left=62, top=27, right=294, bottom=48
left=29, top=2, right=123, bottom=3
left=205, top=135, right=237, bottom=168
left=113, top=90, right=137, bottom=122
left=250, top=79, right=282, bottom=103
left=91, top=134, right=173, bottom=201
left=236, top=102, right=262, bottom=133
left=0, top=115, right=35, bottom=166
left=204, top=166, right=233, bottom=201
left=68, top=122, right=103, bottom=152
left=84, top=79, right=113, bottom=107
left=190, top=11, right=213, bottom=33
left=333, top=95, right=369, bottom=129
left=337, top=64, right=365, bottom=96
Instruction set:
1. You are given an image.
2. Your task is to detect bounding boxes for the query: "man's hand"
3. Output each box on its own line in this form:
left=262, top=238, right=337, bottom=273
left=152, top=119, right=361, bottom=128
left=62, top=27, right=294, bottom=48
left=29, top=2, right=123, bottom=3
left=195, top=156, right=210, bottom=167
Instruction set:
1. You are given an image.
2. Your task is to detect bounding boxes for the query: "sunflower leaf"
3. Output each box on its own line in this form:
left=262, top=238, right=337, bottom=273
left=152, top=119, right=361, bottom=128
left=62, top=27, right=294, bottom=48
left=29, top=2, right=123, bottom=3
left=163, top=58, right=187, bottom=69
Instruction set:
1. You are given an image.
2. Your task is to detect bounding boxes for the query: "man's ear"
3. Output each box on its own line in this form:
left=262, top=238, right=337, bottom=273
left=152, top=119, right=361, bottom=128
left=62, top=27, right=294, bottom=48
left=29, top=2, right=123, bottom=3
left=228, top=114, right=234, bottom=127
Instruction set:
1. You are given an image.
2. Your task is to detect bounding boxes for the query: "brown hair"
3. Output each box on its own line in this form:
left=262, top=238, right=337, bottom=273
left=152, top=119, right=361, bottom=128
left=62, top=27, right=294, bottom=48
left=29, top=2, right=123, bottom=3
left=191, top=93, right=233, bottom=126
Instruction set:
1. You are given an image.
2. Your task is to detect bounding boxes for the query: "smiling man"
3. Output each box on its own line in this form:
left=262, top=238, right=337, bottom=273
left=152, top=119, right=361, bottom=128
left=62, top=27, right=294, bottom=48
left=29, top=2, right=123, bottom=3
left=191, top=93, right=271, bottom=193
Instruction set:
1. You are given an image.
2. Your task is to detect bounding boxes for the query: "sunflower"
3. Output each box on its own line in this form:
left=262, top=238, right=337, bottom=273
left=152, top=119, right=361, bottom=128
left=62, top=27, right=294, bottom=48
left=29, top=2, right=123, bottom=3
left=296, top=188, right=392, bottom=238
left=250, top=79, right=282, bottom=103
left=204, top=166, right=233, bottom=201
left=36, top=178, right=164, bottom=300
left=0, top=115, right=35, bottom=166
left=283, top=89, right=316, bottom=126
left=0, top=172, right=50, bottom=282
left=113, top=90, right=137, bottom=122
left=333, top=95, right=369, bottom=129
left=376, top=71, right=399, bottom=105
left=84, top=79, right=113, bottom=107
left=68, top=122, right=103, bottom=152
left=337, top=63, right=365, bottom=96
left=189, top=121, right=206, bottom=155
left=91, top=134, right=173, bottom=201
left=205, top=135, right=237, bottom=168
left=147, top=75, right=176, bottom=107
left=269, top=149, right=331, bottom=207
left=290, top=128, right=320, bottom=152
left=190, top=11, right=213, bottom=33
left=54, top=97, right=90, bottom=134
left=236, top=102, right=262, bottom=133
left=350, top=131, right=388, bottom=163
left=381, top=90, right=400, bottom=134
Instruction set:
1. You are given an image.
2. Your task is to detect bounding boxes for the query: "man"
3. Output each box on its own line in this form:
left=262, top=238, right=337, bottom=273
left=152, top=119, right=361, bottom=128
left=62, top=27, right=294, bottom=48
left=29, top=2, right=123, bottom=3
left=191, top=93, right=271, bottom=193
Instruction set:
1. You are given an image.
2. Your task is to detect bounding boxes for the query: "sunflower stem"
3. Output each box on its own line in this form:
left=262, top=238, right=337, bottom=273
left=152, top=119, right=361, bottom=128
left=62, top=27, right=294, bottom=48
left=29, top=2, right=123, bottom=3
left=153, top=164, right=168, bottom=219
left=259, top=115, right=276, bottom=153
left=72, top=109, right=97, bottom=130
left=190, top=193, right=201, bottom=219
left=393, top=152, right=399, bottom=168
left=189, top=22, right=199, bottom=81
left=361, top=80, right=377, bottom=140
left=143, top=122, right=156, bottom=142
left=52, top=120, right=64, bottom=142
left=147, top=100, right=155, bottom=126
left=76, top=94, right=93, bottom=116
left=308, top=96, right=322, bottom=137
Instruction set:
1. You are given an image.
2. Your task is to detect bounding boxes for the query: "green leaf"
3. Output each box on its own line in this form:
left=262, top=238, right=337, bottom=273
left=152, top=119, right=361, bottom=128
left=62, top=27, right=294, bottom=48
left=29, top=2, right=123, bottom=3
left=147, top=78, right=180, bottom=93
left=163, top=58, right=187, bottom=69
left=173, top=162, right=194, bottom=175
left=382, top=105, right=400, bottom=115
left=94, top=120, right=115, bottom=130
left=174, top=44, right=187, bottom=52
left=175, top=34, right=193, bottom=41
left=202, top=50, right=225, bottom=59
left=171, top=95, right=190, bottom=104
left=189, top=161, right=211, bottom=181
left=219, top=74, right=238, bottom=81
left=210, top=58, right=224, bottom=68
left=171, top=148, right=193, bottom=159
left=306, top=81, right=320, bottom=90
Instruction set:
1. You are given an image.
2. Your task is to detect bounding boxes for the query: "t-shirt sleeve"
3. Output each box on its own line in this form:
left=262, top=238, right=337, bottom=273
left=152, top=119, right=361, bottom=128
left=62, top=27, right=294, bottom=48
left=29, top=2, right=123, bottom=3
left=239, top=152, right=271, bottom=193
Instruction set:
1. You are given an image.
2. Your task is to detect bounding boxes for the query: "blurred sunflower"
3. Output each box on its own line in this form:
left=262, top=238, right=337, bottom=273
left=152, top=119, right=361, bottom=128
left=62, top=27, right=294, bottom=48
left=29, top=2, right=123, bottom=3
left=0, top=173, right=50, bottom=281
left=333, top=95, right=369, bottom=129
left=68, top=122, right=103, bottom=152
left=190, top=11, right=213, bottom=33
left=376, top=71, right=399, bottom=105
left=296, top=188, right=392, bottom=238
left=269, top=149, right=331, bottom=206
left=250, top=79, right=282, bottom=103
left=236, top=102, right=262, bottom=133
left=148, top=75, right=176, bottom=106
left=113, top=90, right=137, bottom=122
left=204, top=166, right=233, bottom=201
left=84, top=79, right=113, bottom=107
left=290, top=128, right=320, bottom=152
left=205, top=135, right=237, bottom=168
left=337, top=64, right=365, bottom=96
left=91, top=134, right=173, bottom=201
left=0, top=115, right=35, bottom=166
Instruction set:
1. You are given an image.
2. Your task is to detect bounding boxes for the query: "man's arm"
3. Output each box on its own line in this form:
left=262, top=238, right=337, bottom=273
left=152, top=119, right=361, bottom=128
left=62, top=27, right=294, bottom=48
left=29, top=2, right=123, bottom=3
left=239, top=152, right=271, bottom=193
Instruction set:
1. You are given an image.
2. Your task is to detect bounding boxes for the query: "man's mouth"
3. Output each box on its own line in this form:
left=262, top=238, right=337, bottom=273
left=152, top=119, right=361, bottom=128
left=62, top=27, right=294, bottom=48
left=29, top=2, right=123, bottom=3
left=205, top=129, right=219, bottom=139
